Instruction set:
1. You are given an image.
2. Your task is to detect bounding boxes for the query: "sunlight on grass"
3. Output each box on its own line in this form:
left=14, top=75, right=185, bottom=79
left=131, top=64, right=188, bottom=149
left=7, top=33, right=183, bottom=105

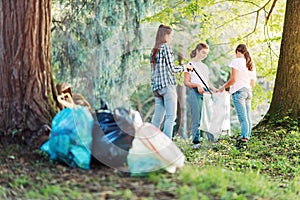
left=0, top=186, right=6, bottom=198
left=173, top=126, right=300, bottom=199
left=177, top=166, right=298, bottom=199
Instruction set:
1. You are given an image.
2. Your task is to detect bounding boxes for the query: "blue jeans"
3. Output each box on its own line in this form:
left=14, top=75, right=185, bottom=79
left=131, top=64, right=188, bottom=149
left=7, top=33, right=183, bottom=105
left=188, top=88, right=203, bottom=144
left=232, top=87, right=252, bottom=139
left=152, top=85, right=177, bottom=139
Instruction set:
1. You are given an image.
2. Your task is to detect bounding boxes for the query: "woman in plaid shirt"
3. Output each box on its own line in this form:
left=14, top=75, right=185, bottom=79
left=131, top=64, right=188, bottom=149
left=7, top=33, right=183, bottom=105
left=150, top=24, right=192, bottom=139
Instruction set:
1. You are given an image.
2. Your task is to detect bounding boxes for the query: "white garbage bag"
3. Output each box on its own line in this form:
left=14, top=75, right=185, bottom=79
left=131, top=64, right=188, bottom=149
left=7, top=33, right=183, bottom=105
left=127, top=123, right=185, bottom=175
left=200, top=92, right=231, bottom=139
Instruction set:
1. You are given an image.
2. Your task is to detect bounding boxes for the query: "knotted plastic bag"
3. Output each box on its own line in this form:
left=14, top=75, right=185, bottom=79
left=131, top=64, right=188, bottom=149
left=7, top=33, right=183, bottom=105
left=127, top=123, right=185, bottom=175
left=41, top=106, right=94, bottom=170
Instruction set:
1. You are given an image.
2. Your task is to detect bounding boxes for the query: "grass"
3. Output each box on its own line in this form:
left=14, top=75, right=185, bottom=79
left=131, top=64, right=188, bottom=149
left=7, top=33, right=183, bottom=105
left=172, top=125, right=300, bottom=199
left=0, top=125, right=299, bottom=199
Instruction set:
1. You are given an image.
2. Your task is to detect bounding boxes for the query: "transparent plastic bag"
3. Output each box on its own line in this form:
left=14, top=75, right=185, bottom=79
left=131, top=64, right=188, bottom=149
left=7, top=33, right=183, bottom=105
left=127, top=123, right=185, bottom=175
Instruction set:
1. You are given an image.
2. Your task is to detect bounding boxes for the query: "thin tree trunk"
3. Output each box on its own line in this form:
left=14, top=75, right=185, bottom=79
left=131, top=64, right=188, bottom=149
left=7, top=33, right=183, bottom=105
left=0, top=0, right=57, bottom=141
left=176, top=53, right=187, bottom=138
left=177, top=85, right=187, bottom=138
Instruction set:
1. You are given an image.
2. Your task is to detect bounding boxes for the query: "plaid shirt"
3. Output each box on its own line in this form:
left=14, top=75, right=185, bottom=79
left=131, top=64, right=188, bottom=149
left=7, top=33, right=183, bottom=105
left=150, top=43, right=184, bottom=92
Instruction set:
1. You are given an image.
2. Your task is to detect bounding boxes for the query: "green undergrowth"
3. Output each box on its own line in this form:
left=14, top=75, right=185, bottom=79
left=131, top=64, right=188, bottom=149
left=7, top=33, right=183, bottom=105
left=0, top=126, right=299, bottom=199
left=176, top=125, right=300, bottom=178
left=173, top=125, right=300, bottom=199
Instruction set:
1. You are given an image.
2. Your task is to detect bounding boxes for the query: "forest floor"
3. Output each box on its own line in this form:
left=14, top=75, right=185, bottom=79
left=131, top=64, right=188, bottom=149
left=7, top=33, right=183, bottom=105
left=0, top=125, right=299, bottom=200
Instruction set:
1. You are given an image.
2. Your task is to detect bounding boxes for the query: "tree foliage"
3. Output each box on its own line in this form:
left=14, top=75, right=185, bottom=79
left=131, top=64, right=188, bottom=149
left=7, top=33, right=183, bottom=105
left=50, top=0, right=290, bottom=126
left=51, top=0, right=151, bottom=108
left=140, top=0, right=286, bottom=125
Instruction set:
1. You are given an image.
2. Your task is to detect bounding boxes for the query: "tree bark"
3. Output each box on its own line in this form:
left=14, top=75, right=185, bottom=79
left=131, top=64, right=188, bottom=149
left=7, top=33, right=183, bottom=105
left=175, top=53, right=187, bottom=138
left=263, top=0, right=300, bottom=127
left=176, top=85, right=187, bottom=138
left=0, top=0, right=57, bottom=140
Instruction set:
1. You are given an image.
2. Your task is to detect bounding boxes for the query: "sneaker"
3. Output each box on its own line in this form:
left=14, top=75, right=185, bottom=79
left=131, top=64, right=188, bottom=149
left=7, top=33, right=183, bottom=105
left=193, top=143, right=200, bottom=150
left=236, top=139, right=248, bottom=150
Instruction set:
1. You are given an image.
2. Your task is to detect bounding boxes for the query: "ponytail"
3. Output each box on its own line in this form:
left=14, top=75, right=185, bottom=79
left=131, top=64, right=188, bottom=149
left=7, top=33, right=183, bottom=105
left=244, top=51, right=253, bottom=71
left=190, top=50, right=196, bottom=58
left=190, top=43, right=209, bottom=58
left=235, top=44, right=253, bottom=71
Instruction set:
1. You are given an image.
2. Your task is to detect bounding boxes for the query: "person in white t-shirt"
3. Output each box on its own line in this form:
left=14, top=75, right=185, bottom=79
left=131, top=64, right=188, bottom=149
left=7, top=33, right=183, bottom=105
left=218, top=44, right=256, bottom=149
left=184, top=43, right=217, bottom=149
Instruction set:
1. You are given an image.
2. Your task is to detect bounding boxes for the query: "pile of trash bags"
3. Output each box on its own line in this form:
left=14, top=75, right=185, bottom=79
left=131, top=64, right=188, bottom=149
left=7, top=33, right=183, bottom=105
left=41, top=86, right=185, bottom=175
left=93, top=108, right=185, bottom=174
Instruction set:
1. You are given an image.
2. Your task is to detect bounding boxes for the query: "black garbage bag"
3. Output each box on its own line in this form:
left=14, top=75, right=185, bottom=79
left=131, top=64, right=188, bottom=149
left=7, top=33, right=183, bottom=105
left=91, top=107, right=137, bottom=171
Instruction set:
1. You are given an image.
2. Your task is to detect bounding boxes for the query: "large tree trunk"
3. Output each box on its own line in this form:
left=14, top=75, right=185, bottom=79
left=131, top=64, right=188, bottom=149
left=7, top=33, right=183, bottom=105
left=0, top=0, right=57, bottom=143
left=262, top=0, right=300, bottom=127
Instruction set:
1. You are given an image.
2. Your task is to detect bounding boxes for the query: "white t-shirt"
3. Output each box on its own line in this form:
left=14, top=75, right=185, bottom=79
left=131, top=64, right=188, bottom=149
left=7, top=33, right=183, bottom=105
left=185, top=61, right=210, bottom=89
left=229, top=57, right=256, bottom=94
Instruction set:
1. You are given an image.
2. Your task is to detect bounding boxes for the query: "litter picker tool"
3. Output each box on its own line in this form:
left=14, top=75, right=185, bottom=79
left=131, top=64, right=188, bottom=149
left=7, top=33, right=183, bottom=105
left=188, top=62, right=213, bottom=95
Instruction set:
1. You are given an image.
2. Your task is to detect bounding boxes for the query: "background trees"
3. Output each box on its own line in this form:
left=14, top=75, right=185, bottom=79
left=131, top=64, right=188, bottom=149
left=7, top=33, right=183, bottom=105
left=50, top=0, right=287, bottom=128
left=51, top=0, right=150, bottom=108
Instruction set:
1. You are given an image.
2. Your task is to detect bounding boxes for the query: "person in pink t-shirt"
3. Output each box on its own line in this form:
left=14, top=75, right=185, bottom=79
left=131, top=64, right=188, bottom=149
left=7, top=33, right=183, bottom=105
left=218, top=44, right=256, bottom=149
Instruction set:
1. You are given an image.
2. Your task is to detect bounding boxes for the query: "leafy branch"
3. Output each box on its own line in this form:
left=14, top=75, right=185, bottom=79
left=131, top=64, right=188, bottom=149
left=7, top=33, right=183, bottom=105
left=51, top=0, right=90, bottom=32
left=265, top=0, right=278, bottom=25
left=214, top=0, right=279, bottom=45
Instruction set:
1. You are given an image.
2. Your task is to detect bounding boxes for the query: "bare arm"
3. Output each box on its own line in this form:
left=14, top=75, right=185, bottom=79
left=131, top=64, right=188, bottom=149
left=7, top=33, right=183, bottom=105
left=250, top=79, right=255, bottom=88
left=184, top=72, right=204, bottom=94
left=218, top=68, right=237, bottom=92
left=208, top=81, right=217, bottom=93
